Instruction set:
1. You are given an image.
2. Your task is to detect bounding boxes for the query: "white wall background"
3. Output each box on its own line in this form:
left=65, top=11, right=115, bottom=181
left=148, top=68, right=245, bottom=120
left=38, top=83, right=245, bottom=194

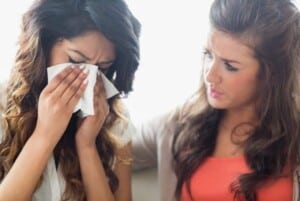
left=124, top=0, right=212, bottom=123
left=0, top=0, right=299, bottom=124
left=124, top=0, right=300, bottom=123
left=0, top=1, right=32, bottom=82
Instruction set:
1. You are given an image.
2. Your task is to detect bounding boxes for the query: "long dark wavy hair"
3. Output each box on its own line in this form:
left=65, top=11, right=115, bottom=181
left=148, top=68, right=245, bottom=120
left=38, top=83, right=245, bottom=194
left=0, top=0, right=140, bottom=200
left=172, top=0, right=300, bottom=200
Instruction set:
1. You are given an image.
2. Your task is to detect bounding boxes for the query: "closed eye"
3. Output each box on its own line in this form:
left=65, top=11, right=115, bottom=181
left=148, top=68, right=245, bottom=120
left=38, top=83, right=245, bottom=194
left=68, top=56, right=84, bottom=64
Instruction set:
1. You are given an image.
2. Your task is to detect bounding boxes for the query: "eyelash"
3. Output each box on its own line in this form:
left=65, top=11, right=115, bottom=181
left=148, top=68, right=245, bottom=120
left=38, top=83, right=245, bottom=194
left=68, top=56, right=110, bottom=74
left=224, top=62, right=238, bottom=72
left=203, top=49, right=239, bottom=72
left=68, top=57, right=84, bottom=64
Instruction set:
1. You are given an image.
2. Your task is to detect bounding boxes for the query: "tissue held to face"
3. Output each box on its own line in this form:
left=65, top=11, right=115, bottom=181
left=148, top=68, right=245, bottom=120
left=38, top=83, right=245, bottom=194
left=49, top=30, right=116, bottom=73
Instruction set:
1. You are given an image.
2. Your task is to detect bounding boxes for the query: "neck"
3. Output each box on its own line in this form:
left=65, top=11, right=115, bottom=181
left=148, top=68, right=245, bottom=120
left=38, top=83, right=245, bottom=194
left=213, top=108, right=258, bottom=157
left=220, top=107, right=258, bottom=132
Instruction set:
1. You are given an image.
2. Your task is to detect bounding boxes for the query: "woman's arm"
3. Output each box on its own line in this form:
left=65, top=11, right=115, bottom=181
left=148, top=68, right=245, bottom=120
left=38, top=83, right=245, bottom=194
left=132, top=107, right=181, bottom=171
left=75, top=75, right=117, bottom=201
left=0, top=66, right=87, bottom=201
left=0, top=132, right=56, bottom=201
left=113, top=143, right=132, bottom=201
left=131, top=118, right=158, bottom=170
left=76, top=142, right=116, bottom=201
left=76, top=142, right=132, bottom=201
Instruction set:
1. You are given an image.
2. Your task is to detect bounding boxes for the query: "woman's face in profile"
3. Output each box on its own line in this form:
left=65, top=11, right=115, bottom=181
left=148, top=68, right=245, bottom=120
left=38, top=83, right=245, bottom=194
left=48, top=30, right=116, bottom=73
left=203, top=30, right=260, bottom=112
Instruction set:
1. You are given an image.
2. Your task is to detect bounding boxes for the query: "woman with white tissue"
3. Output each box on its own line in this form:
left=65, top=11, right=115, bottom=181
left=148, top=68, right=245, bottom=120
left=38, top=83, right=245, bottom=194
left=0, top=0, right=140, bottom=201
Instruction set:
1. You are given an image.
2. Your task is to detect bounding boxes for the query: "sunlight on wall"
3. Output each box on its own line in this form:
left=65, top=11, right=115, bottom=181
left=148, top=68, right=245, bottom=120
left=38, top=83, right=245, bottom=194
left=125, top=0, right=213, bottom=123
left=0, top=1, right=32, bottom=83
left=125, top=0, right=300, bottom=123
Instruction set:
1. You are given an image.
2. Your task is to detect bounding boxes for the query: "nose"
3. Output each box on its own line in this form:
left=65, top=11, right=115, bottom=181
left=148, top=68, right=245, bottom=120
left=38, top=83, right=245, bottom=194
left=204, top=61, right=221, bottom=85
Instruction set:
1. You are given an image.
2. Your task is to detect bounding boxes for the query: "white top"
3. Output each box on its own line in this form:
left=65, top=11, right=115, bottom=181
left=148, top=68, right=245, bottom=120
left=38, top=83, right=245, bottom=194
left=32, top=155, right=65, bottom=201
left=0, top=110, right=135, bottom=201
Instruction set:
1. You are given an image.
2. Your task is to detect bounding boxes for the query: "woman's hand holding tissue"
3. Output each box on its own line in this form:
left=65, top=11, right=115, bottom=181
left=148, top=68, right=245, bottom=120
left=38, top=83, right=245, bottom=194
left=75, top=75, right=109, bottom=149
left=34, top=66, right=88, bottom=145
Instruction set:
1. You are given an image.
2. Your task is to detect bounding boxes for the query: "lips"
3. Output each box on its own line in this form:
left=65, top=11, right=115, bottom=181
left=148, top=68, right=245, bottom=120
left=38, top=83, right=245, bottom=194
left=209, top=88, right=223, bottom=98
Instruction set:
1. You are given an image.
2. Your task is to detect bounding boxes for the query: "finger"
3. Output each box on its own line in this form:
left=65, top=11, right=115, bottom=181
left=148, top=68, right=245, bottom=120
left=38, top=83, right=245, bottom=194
left=67, top=78, right=88, bottom=108
left=94, top=80, right=100, bottom=99
left=95, top=75, right=107, bottom=98
left=94, top=76, right=109, bottom=116
left=52, top=66, right=85, bottom=102
left=94, top=95, right=109, bottom=119
left=43, top=66, right=74, bottom=94
left=93, top=77, right=107, bottom=109
left=61, top=68, right=89, bottom=104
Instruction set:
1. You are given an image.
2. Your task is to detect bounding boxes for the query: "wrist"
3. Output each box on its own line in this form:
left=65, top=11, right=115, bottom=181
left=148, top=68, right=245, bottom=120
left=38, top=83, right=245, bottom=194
left=76, top=142, right=98, bottom=159
left=33, top=123, right=63, bottom=145
left=30, top=130, right=57, bottom=154
left=75, top=136, right=97, bottom=150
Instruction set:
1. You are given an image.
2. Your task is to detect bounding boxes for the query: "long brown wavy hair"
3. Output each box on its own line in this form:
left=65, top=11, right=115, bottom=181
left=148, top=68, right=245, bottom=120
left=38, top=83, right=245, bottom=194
left=0, top=0, right=140, bottom=200
left=172, top=0, right=300, bottom=200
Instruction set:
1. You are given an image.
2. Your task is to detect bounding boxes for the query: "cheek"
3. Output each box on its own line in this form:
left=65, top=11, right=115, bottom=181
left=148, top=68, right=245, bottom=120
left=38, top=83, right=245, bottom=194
left=230, top=76, right=258, bottom=101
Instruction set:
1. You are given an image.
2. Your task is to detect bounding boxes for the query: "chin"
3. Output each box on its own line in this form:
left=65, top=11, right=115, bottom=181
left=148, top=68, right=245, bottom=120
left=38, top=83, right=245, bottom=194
left=210, top=105, right=226, bottom=109
left=208, top=100, right=227, bottom=109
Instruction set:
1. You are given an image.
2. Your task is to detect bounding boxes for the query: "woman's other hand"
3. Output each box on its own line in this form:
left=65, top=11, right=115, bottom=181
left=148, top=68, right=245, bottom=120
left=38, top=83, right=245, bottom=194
left=75, top=75, right=109, bottom=148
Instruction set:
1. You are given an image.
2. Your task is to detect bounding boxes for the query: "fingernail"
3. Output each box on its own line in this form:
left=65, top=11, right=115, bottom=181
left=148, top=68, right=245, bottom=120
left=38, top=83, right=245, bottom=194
left=73, top=63, right=81, bottom=68
left=83, top=78, right=89, bottom=85
left=79, top=64, right=86, bottom=69
left=83, top=68, right=89, bottom=74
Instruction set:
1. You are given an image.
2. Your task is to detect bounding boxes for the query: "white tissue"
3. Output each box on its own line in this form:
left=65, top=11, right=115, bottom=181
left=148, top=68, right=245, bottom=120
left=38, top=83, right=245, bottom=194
left=47, top=63, right=119, bottom=117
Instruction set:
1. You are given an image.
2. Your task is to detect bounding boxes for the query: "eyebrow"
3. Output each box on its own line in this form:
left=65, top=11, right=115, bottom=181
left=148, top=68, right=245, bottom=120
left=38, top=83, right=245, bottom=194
left=69, top=48, right=115, bottom=66
left=206, top=48, right=241, bottom=64
left=69, top=49, right=91, bottom=60
left=221, top=58, right=241, bottom=64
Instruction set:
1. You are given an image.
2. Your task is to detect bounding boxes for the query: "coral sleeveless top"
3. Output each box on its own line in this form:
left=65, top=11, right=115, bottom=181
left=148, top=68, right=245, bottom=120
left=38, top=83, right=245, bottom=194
left=181, top=156, right=293, bottom=201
